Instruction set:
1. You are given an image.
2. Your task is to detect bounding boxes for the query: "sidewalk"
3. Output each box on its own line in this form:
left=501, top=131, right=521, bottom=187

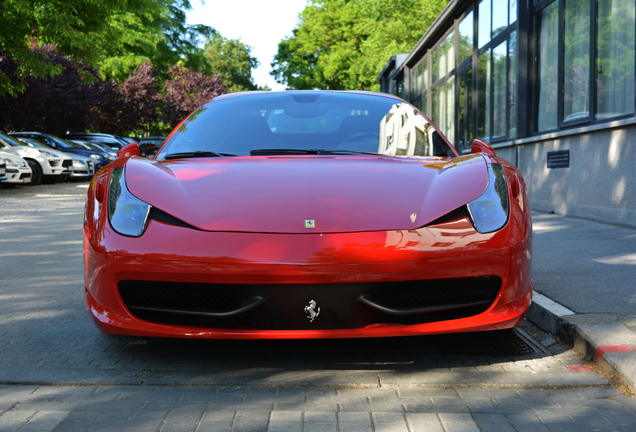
left=527, top=212, right=636, bottom=392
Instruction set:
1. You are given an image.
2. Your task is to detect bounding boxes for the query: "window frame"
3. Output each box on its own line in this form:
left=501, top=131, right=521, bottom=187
left=532, top=0, right=636, bottom=134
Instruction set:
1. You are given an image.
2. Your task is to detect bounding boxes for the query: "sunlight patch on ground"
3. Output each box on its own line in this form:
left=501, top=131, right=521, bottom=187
left=593, top=253, right=636, bottom=265
left=532, top=220, right=571, bottom=234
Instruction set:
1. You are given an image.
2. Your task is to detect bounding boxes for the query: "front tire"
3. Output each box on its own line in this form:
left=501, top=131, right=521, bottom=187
left=25, top=160, right=42, bottom=186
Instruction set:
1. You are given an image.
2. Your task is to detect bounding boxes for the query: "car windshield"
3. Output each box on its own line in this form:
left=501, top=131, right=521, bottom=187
left=48, top=134, right=85, bottom=149
left=157, top=92, right=456, bottom=159
left=0, top=133, right=29, bottom=147
left=16, top=137, right=51, bottom=149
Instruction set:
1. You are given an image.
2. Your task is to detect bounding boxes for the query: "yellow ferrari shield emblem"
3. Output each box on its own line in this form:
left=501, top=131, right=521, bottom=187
left=305, top=219, right=316, bottom=229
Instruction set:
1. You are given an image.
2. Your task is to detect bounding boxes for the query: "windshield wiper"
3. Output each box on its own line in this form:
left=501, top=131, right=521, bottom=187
left=164, top=151, right=232, bottom=159
left=318, top=149, right=379, bottom=155
left=250, top=148, right=378, bottom=156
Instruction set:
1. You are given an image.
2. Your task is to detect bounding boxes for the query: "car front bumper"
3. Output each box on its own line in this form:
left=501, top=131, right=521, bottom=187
left=84, top=212, right=532, bottom=339
left=1, top=166, right=32, bottom=184
left=70, top=160, right=95, bottom=178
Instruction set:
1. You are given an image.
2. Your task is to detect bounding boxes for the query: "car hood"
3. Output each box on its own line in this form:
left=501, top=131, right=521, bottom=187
left=21, top=146, right=70, bottom=160
left=0, top=151, right=27, bottom=165
left=124, top=154, right=489, bottom=233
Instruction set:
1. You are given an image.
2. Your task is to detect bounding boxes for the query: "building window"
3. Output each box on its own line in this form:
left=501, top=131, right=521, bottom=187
left=534, top=1, right=559, bottom=131
left=459, top=68, right=473, bottom=150
left=493, top=41, right=507, bottom=140
left=478, top=0, right=491, bottom=48
left=478, top=48, right=491, bottom=140
left=562, top=0, right=591, bottom=123
left=534, top=0, right=635, bottom=132
left=508, top=31, right=518, bottom=138
left=492, top=0, right=508, bottom=39
left=459, top=10, right=474, bottom=64
left=596, top=0, right=635, bottom=120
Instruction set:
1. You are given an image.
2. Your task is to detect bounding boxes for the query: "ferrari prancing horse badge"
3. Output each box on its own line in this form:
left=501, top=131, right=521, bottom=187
left=304, top=300, right=320, bottom=322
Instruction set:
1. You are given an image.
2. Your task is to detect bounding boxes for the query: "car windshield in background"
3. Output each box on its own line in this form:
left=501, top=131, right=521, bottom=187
left=16, top=137, right=50, bottom=149
left=48, top=135, right=85, bottom=149
left=157, top=92, right=456, bottom=159
left=0, top=133, right=29, bottom=147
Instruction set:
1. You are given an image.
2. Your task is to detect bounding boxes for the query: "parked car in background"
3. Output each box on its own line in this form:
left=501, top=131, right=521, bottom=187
left=10, top=132, right=112, bottom=171
left=65, top=133, right=130, bottom=151
left=67, top=153, right=95, bottom=180
left=119, top=136, right=138, bottom=145
left=0, top=151, right=32, bottom=187
left=69, top=140, right=117, bottom=160
left=138, top=136, right=166, bottom=157
left=0, top=132, right=72, bottom=185
left=17, top=136, right=93, bottom=181
left=0, top=158, right=6, bottom=182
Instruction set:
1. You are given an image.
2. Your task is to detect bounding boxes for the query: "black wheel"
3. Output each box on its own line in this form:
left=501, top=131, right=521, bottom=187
left=58, top=174, right=70, bottom=182
left=25, top=159, right=42, bottom=185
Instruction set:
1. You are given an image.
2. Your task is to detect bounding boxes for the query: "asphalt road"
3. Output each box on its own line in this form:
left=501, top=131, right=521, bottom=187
left=532, top=212, right=636, bottom=315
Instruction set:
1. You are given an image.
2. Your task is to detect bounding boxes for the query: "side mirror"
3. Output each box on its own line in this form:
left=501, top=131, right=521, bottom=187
left=470, top=139, right=496, bottom=156
left=116, top=142, right=141, bottom=159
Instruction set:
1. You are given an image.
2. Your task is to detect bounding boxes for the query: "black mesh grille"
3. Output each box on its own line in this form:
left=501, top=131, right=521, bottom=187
left=120, top=281, right=243, bottom=313
left=361, top=277, right=500, bottom=314
left=62, top=159, right=73, bottom=167
left=118, top=276, right=502, bottom=330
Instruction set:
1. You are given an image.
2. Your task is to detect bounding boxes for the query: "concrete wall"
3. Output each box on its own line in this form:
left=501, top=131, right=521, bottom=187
left=511, top=125, right=636, bottom=228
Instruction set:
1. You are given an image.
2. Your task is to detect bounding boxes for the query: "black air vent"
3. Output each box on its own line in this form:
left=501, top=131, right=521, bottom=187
left=547, top=150, right=569, bottom=168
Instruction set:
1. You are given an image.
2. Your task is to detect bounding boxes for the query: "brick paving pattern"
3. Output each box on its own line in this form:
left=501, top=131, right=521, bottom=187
left=0, top=385, right=635, bottom=432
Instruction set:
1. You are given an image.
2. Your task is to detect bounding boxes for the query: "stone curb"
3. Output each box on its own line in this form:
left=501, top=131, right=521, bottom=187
left=527, top=292, right=636, bottom=392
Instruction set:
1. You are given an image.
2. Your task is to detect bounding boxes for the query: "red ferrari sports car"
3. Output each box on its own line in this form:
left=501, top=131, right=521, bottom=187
left=84, top=91, right=532, bottom=339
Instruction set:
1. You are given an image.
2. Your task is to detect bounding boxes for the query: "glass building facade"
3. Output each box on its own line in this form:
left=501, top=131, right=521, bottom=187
left=379, top=0, right=636, bottom=227
left=380, top=0, right=636, bottom=152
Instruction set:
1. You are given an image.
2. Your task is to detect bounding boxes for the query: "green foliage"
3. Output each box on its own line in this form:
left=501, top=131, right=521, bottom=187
left=271, top=0, right=449, bottom=91
left=97, top=0, right=215, bottom=82
left=203, top=34, right=259, bottom=92
left=0, top=0, right=118, bottom=95
left=0, top=0, right=215, bottom=95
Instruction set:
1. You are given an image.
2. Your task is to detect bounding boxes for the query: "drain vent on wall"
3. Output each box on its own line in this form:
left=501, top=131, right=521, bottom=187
left=547, top=149, right=570, bottom=168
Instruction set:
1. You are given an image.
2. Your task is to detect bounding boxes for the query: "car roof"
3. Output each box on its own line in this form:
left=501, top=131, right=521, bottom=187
left=212, top=90, right=402, bottom=103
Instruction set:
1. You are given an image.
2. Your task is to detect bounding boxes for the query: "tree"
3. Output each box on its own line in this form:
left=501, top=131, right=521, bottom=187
left=271, top=0, right=449, bottom=91
left=0, top=0, right=150, bottom=96
left=203, top=34, right=259, bottom=92
left=0, top=0, right=215, bottom=95
left=162, top=63, right=227, bottom=127
left=0, top=44, right=100, bottom=134
left=96, top=0, right=216, bottom=83
left=119, top=62, right=162, bottom=132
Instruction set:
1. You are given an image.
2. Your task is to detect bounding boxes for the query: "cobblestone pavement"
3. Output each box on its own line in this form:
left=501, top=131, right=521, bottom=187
left=1, top=182, right=635, bottom=431
left=1, top=385, right=635, bottom=432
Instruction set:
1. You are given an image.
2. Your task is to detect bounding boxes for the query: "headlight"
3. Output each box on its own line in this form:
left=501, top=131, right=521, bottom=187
left=19, top=160, right=28, bottom=167
left=466, top=163, right=509, bottom=233
left=108, top=167, right=151, bottom=237
left=38, top=149, right=57, bottom=158
left=5, top=159, right=18, bottom=167
left=90, top=154, right=102, bottom=160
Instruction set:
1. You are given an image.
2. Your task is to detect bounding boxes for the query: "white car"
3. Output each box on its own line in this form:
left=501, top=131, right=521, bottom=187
left=0, top=132, right=73, bottom=185
left=0, top=151, right=32, bottom=187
